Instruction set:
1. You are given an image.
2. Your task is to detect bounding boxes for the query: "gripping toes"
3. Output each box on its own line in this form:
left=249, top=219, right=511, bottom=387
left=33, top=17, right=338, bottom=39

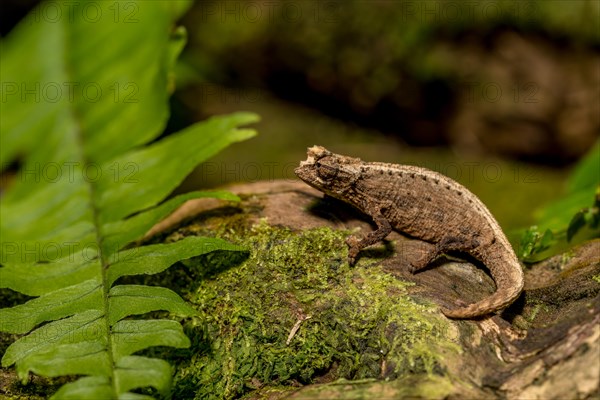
left=346, top=235, right=361, bottom=264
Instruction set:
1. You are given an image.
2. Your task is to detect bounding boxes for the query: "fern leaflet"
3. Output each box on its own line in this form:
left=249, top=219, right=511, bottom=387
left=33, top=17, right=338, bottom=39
left=0, top=1, right=258, bottom=398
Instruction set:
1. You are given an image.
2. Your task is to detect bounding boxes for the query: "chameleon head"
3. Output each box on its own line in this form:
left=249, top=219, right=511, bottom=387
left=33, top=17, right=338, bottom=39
left=295, top=146, right=361, bottom=197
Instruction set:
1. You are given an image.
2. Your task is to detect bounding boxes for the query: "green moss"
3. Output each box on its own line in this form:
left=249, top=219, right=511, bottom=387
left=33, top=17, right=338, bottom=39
left=172, top=220, right=458, bottom=399
left=593, top=274, right=600, bottom=284
left=285, top=374, right=461, bottom=399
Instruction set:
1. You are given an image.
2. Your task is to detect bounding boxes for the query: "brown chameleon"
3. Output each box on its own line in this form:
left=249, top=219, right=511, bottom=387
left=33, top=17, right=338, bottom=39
left=295, top=145, right=524, bottom=319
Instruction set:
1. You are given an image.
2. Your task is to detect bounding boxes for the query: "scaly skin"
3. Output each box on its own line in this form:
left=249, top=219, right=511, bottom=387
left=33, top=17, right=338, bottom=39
left=295, top=146, right=524, bottom=319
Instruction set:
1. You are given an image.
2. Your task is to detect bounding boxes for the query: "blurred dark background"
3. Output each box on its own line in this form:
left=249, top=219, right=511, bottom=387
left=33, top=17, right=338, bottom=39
left=176, top=0, right=598, bottom=163
left=2, top=0, right=599, bottom=230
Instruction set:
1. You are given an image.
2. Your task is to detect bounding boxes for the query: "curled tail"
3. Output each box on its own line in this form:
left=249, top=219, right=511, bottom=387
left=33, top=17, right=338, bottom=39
left=441, top=245, right=525, bottom=319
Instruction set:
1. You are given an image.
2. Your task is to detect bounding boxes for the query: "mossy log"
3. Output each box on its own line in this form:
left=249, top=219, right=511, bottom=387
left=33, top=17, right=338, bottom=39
left=153, top=180, right=599, bottom=399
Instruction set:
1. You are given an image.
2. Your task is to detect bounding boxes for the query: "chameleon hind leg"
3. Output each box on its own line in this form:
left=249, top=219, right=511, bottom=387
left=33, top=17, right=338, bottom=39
left=407, top=236, right=480, bottom=273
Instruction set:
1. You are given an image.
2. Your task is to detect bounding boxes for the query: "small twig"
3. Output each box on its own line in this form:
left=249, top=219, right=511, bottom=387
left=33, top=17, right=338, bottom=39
left=286, top=315, right=312, bottom=345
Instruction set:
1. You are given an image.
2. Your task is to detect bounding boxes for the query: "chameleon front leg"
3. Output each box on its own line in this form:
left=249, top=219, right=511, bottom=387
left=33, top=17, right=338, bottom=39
left=346, top=203, right=392, bottom=265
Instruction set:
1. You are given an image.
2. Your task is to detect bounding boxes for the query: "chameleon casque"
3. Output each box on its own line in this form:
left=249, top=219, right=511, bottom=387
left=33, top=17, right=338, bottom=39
left=295, top=145, right=524, bottom=319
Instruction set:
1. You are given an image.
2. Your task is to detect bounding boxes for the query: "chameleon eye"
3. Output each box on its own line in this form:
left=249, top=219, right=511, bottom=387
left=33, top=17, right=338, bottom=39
left=316, top=162, right=338, bottom=180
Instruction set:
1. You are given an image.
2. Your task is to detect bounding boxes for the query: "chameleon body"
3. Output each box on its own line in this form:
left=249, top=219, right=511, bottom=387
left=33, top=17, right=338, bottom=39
left=295, top=146, right=524, bottom=319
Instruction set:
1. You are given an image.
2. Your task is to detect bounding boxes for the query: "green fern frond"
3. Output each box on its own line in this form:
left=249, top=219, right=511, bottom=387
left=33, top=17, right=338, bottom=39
left=0, top=1, right=257, bottom=398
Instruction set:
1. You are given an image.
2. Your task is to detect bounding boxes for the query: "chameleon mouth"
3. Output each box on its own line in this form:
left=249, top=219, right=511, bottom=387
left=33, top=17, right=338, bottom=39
left=294, top=166, right=321, bottom=191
